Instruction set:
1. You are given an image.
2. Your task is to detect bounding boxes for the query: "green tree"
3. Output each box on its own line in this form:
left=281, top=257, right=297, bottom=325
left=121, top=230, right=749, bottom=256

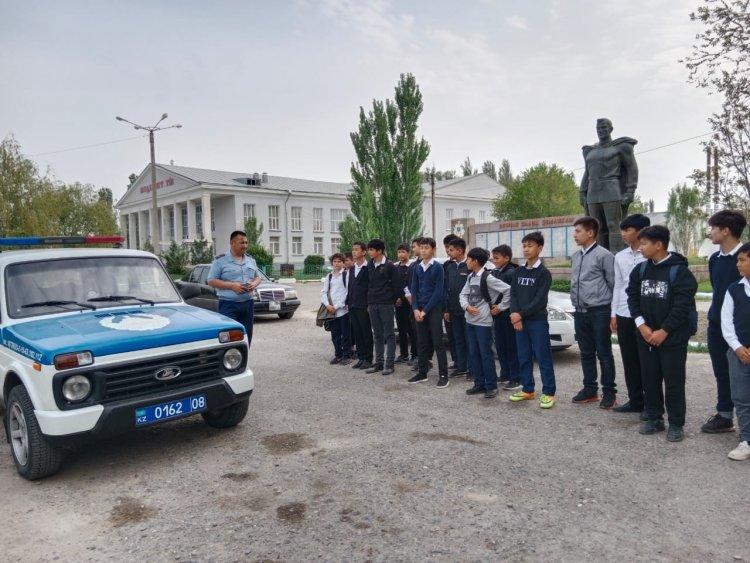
left=629, top=195, right=655, bottom=214
left=162, top=240, right=188, bottom=276
left=666, top=183, right=706, bottom=256
left=492, top=163, right=580, bottom=220
left=481, top=160, right=498, bottom=181
left=460, top=156, right=476, bottom=176
left=248, top=243, right=273, bottom=271
left=243, top=216, right=264, bottom=246
left=421, top=168, right=456, bottom=182
left=346, top=73, right=430, bottom=256
left=498, top=158, right=513, bottom=186
left=189, top=238, right=214, bottom=264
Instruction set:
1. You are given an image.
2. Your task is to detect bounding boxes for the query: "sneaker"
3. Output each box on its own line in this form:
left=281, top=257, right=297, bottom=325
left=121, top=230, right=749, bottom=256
left=394, top=356, right=409, bottom=364
left=408, top=373, right=428, bottom=384
left=484, top=389, right=499, bottom=399
left=449, top=369, right=467, bottom=378
left=382, top=367, right=394, bottom=376
left=329, top=357, right=341, bottom=365
left=700, top=414, right=734, bottom=434
left=502, top=380, right=522, bottom=391
left=351, top=360, right=364, bottom=369
left=509, top=391, right=535, bottom=402
left=465, top=387, right=486, bottom=395
left=359, top=361, right=373, bottom=370
left=365, top=363, right=383, bottom=374
left=639, top=419, right=666, bottom=435
left=572, top=388, right=599, bottom=404
left=340, top=357, right=352, bottom=366
left=436, top=375, right=450, bottom=389
left=599, top=391, right=617, bottom=410
left=539, top=394, right=555, bottom=409
left=613, top=401, right=643, bottom=413
left=639, top=411, right=649, bottom=422
left=728, top=441, right=750, bottom=461
left=667, top=425, right=684, bottom=442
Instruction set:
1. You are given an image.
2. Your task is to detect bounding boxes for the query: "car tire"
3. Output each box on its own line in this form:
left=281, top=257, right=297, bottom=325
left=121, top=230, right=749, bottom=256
left=5, top=385, right=63, bottom=480
left=278, top=312, right=294, bottom=319
left=201, top=398, right=249, bottom=428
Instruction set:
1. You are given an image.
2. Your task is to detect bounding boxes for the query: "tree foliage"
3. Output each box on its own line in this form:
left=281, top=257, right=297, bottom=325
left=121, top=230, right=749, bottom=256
left=344, top=73, right=430, bottom=256
left=189, top=238, right=214, bottom=264
left=460, top=156, right=476, bottom=176
left=666, top=184, right=706, bottom=256
left=684, top=0, right=750, bottom=201
left=243, top=216, right=264, bottom=246
left=481, top=160, right=498, bottom=181
left=629, top=195, right=655, bottom=214
left=492, top=163, right=580, bottom=220
left=498, top=158, right=514, bottom=187
left=421, top=168, right=456, bottom=182
left=248, top=243, right=273, bottom=270
left=162, top=240, right=188, bottom=275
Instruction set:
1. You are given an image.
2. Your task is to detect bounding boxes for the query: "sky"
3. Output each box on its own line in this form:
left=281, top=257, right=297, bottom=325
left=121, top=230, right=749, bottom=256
left=0, top=0, right=717, bottom=210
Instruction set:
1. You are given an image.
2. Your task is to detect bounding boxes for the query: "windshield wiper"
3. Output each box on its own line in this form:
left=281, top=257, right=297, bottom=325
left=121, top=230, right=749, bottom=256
left=87, top=295, right=155, bottom=305
left=21, top=300, right=97, bottom=311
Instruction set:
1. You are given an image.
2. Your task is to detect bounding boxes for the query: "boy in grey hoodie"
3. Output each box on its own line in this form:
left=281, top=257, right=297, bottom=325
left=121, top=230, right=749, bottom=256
left=460, top=247, right=510, bottom=398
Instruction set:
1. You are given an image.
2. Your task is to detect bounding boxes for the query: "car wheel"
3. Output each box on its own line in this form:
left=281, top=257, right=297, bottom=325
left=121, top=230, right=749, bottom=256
left=201, top=398, right=249, bottom=428
left=278, top=312, right=294, bottom=319
left=5, top=385, right=63, bottom=480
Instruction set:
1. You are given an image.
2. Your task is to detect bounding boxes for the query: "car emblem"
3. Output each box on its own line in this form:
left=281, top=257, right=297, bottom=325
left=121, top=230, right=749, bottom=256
left=154, top=366, right=181, bottom=381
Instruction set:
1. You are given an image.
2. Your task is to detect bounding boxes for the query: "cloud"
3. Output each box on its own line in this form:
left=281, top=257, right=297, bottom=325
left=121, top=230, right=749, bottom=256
left=505, top=15, right=528, bottom=31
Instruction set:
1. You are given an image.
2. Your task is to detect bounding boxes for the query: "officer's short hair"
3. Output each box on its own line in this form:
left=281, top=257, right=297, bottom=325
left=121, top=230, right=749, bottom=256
left=230, top=230, right=247, bottom=241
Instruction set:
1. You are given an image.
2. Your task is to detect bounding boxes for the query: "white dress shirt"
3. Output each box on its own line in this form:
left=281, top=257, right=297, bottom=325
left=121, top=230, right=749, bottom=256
left=321, top=269, right=349, bottom=318
left=721, top=277, right=750, bottom=352
left=421, top=257, right=436, bottom=271
left=612, top=245, right=646, bottom=318
left=353, top=259, right=367, bottom=278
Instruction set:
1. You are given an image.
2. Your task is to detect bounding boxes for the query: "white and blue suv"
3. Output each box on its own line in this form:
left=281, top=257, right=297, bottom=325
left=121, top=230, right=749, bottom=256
left=0, top=243, right=254, bottom=479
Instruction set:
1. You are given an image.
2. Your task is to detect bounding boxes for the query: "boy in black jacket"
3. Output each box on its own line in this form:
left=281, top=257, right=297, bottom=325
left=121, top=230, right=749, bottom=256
left=394, top=244, right=417, bottom=363
left=491, top=245, right=520, bottom=388
left=365, top=238, right=404, bottom=375
left=347, top=242, right=374, bottom=370
left=626, top=225, right=698, bottom=442
left=445, top=238, right=470, bottom=377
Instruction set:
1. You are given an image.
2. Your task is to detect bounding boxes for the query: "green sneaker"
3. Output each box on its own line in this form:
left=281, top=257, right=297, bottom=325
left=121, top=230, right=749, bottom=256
left=509, top=391, right=535, bottom=402
left=539, top=394, right=555, bottom=409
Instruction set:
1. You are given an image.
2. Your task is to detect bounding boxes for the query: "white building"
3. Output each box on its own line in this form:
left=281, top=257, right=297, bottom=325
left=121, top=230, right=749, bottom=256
left=115, top=163, right=504, bottom=262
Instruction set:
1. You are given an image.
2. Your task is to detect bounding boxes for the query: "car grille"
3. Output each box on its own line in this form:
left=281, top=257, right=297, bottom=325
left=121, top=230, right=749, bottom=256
left=258, top=289, right=285, bottom=302
left=99, top=348, right=227, bottom=403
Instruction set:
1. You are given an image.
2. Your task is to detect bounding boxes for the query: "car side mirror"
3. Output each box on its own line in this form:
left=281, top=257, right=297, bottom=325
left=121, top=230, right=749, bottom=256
left=179, top=284, right=201, bottom=301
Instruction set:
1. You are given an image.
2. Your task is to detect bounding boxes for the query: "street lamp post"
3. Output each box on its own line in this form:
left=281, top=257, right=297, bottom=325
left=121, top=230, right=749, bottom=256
left=116, top=113, right=181, bottom=256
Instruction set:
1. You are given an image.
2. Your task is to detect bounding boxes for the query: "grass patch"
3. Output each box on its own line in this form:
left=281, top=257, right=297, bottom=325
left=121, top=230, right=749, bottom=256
left=697, top=280, right=712, bottom=293
left=611, top=336, right=708, bottom=353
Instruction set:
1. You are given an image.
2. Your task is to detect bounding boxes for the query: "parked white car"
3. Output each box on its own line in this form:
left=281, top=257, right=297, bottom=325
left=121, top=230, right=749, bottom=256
left=547, top=291, right=576, bottom=351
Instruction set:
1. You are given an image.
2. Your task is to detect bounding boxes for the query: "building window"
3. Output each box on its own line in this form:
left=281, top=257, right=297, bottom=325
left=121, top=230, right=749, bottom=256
left=269, top=205, right=280, bottom=231
left=210, top=207, right=215, bottom=233
left=330, top=209, right=347, bottom=233
left=314, top=237, right=323, bottom=255
left=313, top=208, right=323, bottom=232
left=181, top=207, right=188, bottom=239
left=269, top=236, right=280, bottom=256
left=445, top=208, right=454, bottom=232
left=462, top=208, right=470, bottom=219
left=169, top=208, right=175, bottom=238
left=331, top=237, right=341, bottom=254
left=292, top=236, right=303, bottom=256
left=196, top=203, right=203, bottom=238
left=479, top=210, right=486, bottom=222
left=291, top=206, right=302, bottom=231
left=243, top=203, right=256, bottom=222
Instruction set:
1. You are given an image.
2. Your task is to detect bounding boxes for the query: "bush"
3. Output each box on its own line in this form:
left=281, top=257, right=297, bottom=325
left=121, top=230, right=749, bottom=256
left=248, top=243, right=273, bottom=271
left=163, top=240, right=188, bottom=276
left=189, top=238, right=214, bottom=265
left=303, top=254, right=325, bottom=274
left=141, top=239, right=154, bottom=253
left=550, top=279, right=571, bottom=293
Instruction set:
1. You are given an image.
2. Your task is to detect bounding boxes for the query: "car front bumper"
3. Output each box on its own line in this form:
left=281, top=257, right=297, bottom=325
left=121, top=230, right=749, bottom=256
left=253, top=298, right=300, bottom=315
left=549, top=319, right=576, bottom=350
left=36, top=369, right=253, bottom=439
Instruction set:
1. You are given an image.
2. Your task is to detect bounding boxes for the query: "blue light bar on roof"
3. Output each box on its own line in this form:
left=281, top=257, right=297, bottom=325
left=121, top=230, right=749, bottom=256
left=0, top=235, right=124, bottom=247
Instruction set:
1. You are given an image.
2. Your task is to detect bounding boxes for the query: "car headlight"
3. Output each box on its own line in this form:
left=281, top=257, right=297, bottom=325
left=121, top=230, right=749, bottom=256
left=223, top=348, right=243, bottom=371
left=62, top=375, right=92, bottom=402
left=284, top=289, right=297, bottom=299
left=547, top=306, right=570, bottom=321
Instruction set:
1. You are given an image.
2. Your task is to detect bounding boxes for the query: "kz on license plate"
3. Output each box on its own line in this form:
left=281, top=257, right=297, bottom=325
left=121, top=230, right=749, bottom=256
left=269, top=301, right=281, bottom=311
left=135, top=394, right=206, bottom=426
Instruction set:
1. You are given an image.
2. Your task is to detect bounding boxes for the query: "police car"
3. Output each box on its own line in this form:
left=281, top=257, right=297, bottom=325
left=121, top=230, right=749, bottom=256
left=0, top=236, right=254, bottom=480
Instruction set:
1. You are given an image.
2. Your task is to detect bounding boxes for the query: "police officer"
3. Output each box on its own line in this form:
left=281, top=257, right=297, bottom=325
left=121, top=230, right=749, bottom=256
left=207, top=231, right=261, bottom=346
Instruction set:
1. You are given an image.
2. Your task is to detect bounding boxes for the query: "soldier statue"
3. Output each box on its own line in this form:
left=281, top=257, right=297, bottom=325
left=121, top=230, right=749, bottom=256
left=580, top=118, right=639, bottom=252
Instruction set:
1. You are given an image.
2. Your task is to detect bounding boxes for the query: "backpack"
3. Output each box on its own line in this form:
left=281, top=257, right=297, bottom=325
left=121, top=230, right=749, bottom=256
left=638, top=261, right=697, bottom=336
left=479, top=270, right=501, bottom=305
left=316, top=271, right=348, bottom=329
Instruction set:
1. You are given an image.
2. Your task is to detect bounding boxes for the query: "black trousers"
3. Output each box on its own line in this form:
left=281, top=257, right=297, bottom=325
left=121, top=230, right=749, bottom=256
left=637, top=339, right=687, bottom=427
left=444, top=319, right=456, bottom=362
left=349, top=307, right=373, bottom=363
left=707, top=320, right=734, bottom=414
left=395, top=303, right=417, bottom=359
left=616, top=315, right=643, bottom=409
left=416, top=308, right=448, bottom=377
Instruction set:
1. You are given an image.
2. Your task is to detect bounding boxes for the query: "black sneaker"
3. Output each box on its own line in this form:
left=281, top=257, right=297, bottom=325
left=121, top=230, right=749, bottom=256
left=365, top=363, right=383, bottom=374
left=351, top=360, right=364, bottom=369
left=394, top=356, right=409, bottom=364
left=639, top=419, right=666, bottom=435
left=436, top=375, right=450, bottom=389
left=572, top=388, right=599, bottom=404
left=484, top=389, right=499, bottom=399
left=640, top=411, right=649, bottom=422
left=599, top=391, right=617, bottom=410
left=613, top=401, right=643, bottom=413
left=408, top=373, right=428, bottom=384
left=382, top=367, right=394, bottom=376
left=465, top=386, right=485, bottom=395
left=700, top=414, right=734, bottom=434
left=449, top=369, right=467, bottom=378
left=340, top=357, right=352, bottom=366
left=667, top=425, right=684, bottom=442
left=329, top=356, right=341, bottom=365
left=502, top=380, right=521, bottom=391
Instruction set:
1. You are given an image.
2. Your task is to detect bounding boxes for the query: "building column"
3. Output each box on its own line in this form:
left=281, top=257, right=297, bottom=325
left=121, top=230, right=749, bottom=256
left=187, top=199, right=197, bottom=240
left=201, top=194, right=212, bottom=245
left=174, top=203, right=183, bottom=242
left=137, top=211, right=148, bottom=249
left=160, top=205, right=170, bottom=249
left=128, top=213, right=137, bottom=249
left=119, top=213, right=128, bottom=247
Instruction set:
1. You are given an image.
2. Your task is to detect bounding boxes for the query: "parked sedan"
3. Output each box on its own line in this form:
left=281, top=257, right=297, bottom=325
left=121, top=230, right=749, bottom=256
left=547, top=291, right=576, bottom=351
left=175, top=264, right=301, bottom=319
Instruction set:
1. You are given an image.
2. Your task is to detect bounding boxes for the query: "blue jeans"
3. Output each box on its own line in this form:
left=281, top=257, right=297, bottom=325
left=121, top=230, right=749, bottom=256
left=728, top=349, right=750, bottom=442
left=218, top=299, right=254, bottom=346
left=493, top=313, right=519, bottom=382
left=574, top=305, right=616, bottom=393
left=330, top=313, right=351, bottom=359
left=450, top=312, right=468, bottom=372
left=467, top=323, right=497, bottom=390
left=516, top=319, right=556, bottom=396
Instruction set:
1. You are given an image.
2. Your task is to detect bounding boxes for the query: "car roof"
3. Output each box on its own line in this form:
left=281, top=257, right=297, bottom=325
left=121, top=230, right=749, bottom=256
left=0, top=248, right=156, bottom=268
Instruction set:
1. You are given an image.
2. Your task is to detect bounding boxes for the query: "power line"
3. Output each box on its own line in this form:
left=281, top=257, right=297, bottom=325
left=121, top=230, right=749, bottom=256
left=28, top=134, right=146, bottom=157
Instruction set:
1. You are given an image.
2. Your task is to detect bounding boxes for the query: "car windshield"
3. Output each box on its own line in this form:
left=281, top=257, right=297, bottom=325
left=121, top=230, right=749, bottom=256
left=5, top=256, right=181, bottom=319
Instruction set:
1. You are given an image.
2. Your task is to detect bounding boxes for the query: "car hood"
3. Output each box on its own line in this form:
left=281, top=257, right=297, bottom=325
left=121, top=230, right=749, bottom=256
left=548, top=291, right=575, bottom=313
left=0, top=304, right=243, bottom=365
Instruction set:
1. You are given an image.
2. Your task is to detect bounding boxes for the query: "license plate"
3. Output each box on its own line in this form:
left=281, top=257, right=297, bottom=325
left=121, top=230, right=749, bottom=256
left=135, top=394, right=206, bottom=426
left=269, top=301, right=281, bottom=311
